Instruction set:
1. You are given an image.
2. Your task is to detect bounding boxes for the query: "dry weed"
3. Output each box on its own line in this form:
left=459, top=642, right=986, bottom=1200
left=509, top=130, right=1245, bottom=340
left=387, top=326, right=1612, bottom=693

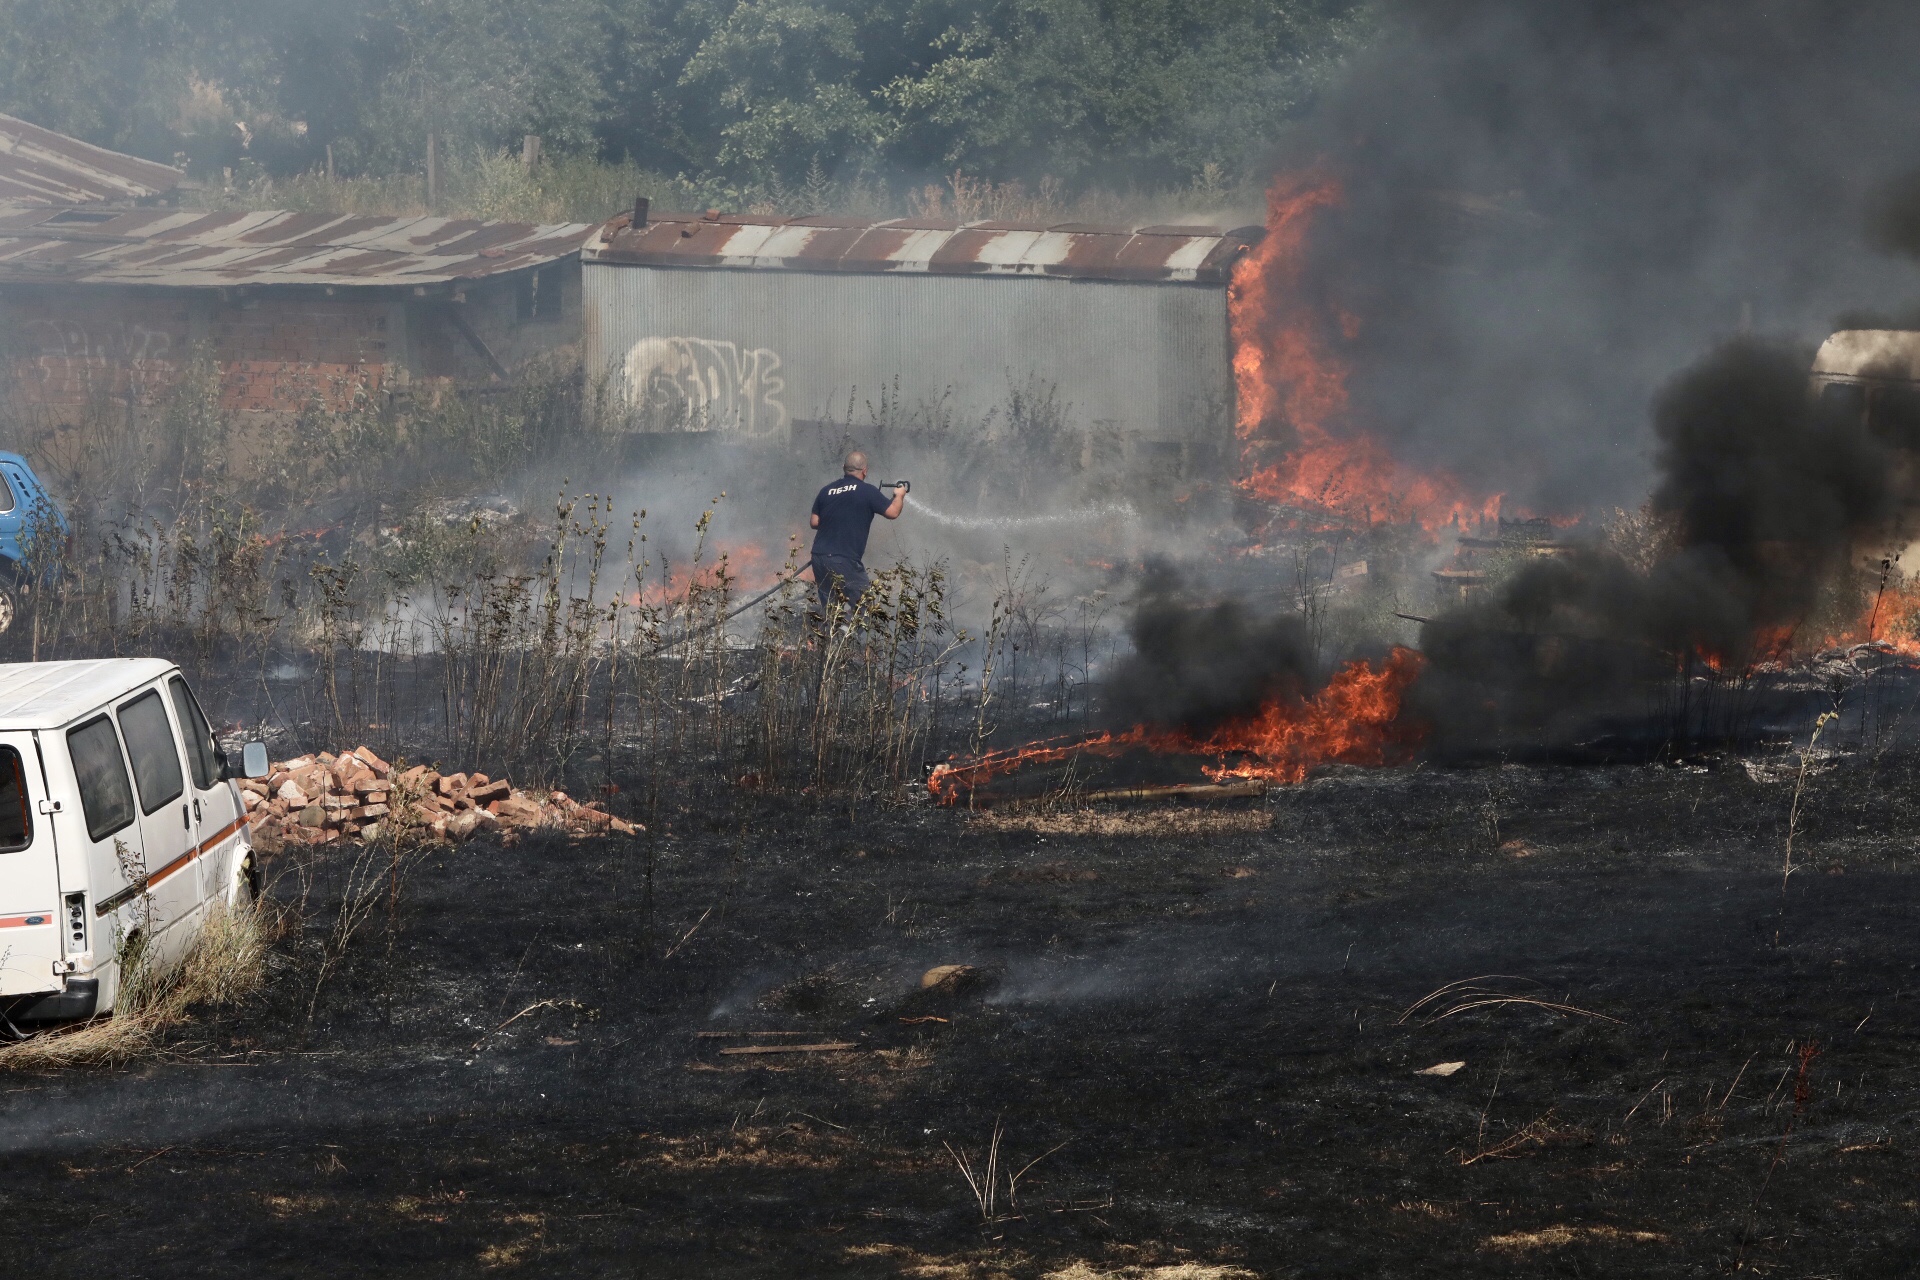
left=1398, top=975, right=1622, bottom=1026
left=875, top=1043, right=936, bottom=1070
left=1482, top=1224, right=1667, bottom=1252
left=969, top=807, right=1271, bottom=838
left=478, top=1213, right=546, bottom=1269
left=259, top=1192, right=335, bottom=1217
left=1458, top=1109, right=1591, bottom=1165
left=0, top=1012, right=158, bottom=1070
left=1043, top=1265, right=1258, bottom=1280
left=0, top=903, right=270, bottom=1071
left=841, top=1243, right=1024, bottom=1280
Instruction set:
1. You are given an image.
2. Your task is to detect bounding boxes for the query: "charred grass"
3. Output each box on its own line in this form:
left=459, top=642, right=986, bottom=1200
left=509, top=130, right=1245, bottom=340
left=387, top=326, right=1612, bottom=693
left=1, top=745, right=1919, bottom=1274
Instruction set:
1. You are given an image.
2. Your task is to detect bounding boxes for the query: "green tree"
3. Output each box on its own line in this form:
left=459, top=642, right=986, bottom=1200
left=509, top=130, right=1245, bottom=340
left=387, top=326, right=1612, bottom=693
left=0, top=0, right=1372, bottom=196
left=882, top=0, right=1370, bottom=186
left=0, top=0, right=248, bottom=160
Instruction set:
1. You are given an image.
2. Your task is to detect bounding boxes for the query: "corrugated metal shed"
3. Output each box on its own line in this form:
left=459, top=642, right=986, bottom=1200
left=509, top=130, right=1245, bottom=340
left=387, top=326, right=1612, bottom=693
left=0, top=206, right=597, bottom=288
left=585, top=211, right=1252, bottom=450
left=586, top=210, right=1260, bottom=283
left=0, top=114, right=182, bottom=207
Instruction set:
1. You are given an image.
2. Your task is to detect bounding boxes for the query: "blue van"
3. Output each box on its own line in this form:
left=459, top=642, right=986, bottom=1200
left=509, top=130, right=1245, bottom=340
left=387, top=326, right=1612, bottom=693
left=0, top=454, right=66, bottom=634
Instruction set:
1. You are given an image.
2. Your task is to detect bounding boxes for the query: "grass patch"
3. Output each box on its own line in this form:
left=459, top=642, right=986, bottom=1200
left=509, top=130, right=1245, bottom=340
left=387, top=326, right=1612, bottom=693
left=0, top=902, right=271, bottom=1071
left=1482, top=1225, right=1668, bottom=1252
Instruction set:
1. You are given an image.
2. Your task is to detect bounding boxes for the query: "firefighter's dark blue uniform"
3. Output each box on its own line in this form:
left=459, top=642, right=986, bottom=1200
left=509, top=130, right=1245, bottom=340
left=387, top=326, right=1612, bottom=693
left=810, top=476, right=891, bottom=609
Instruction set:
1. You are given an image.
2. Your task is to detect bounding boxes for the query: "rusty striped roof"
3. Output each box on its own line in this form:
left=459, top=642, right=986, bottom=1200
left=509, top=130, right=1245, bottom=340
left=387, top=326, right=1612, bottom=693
left=0, top=206, right=597, bottom=288
left=0, top=114, right=183, bottom=207
left=585, top=211, right=1262, bottom=283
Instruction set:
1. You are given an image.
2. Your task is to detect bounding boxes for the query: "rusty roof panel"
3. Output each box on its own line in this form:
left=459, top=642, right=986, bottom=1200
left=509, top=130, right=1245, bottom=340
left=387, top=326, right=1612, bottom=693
left=0, top=114, right=182, bottom=208
left=0, top=208, right=597, bottom=287
left=586, top=211, right=1259, bottom=283
left=236, top=212, right=344, bottom=243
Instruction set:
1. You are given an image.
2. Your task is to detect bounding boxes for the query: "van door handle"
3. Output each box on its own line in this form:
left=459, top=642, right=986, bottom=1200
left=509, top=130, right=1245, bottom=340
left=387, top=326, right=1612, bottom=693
left=182, top=803, right=190, bottom=830
left=193, top=798, right=201, bottom=824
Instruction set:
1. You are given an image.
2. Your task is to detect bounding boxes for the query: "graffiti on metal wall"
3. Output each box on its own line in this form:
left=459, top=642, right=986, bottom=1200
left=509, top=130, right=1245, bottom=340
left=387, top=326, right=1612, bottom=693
left=622, top=335, right=788, bottom=436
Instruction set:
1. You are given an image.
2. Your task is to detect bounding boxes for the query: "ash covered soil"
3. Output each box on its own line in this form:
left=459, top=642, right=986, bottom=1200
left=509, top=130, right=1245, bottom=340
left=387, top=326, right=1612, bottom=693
left=9, top=752, right=1920, bottom=1277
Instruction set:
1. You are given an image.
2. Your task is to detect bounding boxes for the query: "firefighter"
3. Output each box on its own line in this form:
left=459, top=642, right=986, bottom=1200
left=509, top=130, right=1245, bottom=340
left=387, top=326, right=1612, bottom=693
left=808, top=450, right=907, bottom=612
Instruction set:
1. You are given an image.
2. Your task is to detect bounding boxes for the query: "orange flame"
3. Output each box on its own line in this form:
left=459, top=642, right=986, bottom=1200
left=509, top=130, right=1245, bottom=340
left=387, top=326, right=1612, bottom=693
left=632, top=541, right=774, bottom=606
left=1231, top=172, right=1501, bottom=531
left=927, top=647, right=1425, bottom=803
left=1810, top=576, right=1920, bottom=658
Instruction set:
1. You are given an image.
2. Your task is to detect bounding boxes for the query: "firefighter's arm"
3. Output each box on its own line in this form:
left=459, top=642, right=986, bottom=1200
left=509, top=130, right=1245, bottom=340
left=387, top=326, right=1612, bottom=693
left=883, top=480, right=908, bottom=519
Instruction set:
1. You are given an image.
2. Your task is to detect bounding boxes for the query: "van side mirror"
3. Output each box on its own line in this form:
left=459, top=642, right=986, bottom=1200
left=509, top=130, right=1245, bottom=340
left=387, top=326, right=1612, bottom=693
left=239, top=742, right=269, bottom=780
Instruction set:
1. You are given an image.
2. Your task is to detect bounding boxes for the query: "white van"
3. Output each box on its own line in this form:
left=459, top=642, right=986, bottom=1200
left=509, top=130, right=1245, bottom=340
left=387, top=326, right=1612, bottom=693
left=0, top=659, right=268, bottom=1024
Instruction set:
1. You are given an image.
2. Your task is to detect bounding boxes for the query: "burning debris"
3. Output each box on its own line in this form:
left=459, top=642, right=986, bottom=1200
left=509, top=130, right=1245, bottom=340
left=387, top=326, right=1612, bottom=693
left=928, top=643, right=1424, bottom=805
left=1431, top=518, right=1575, bottom=604
left=240, top=747, right=639, bottom=847
left=935, top=327, right=1920, bottom=791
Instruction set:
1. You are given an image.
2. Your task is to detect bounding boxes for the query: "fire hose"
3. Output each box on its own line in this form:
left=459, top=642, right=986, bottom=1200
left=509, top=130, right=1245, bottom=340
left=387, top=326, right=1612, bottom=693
left=647, top=480, right=909, bottom=656
left=645, top=563, right=812, bottom=657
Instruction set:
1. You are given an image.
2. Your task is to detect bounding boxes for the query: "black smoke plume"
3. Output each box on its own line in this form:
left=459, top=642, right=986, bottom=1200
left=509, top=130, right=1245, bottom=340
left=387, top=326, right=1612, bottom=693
left=1103, top=566, right=1317, bottom=733
left=1650, top=338, right=1896, bottom=625
left=1414, top=338, right=1903, bottom=756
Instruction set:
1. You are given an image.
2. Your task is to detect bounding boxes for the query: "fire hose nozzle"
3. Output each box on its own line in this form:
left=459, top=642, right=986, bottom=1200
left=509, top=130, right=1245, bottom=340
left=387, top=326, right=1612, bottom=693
left=892, top=478, right=911, bottom=494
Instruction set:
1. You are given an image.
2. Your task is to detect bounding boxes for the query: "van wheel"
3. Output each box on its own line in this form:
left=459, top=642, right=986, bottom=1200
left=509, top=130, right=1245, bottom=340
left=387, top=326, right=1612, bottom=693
left=235, top=854, right=259, bottom=907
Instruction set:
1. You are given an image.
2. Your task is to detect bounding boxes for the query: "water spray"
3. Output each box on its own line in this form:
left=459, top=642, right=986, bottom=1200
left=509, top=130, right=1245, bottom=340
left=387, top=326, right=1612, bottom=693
left=903, top=495, right=1139, bottom=530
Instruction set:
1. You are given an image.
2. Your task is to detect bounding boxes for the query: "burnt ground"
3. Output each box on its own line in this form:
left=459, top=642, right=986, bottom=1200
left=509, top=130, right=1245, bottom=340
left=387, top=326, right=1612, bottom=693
left=8, top=747, right=1920, bottom=1277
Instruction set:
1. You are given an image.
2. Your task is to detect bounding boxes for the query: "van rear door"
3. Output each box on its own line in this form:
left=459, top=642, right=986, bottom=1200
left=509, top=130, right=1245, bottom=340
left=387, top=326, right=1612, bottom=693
left=0, top=736, right=57, bottom=997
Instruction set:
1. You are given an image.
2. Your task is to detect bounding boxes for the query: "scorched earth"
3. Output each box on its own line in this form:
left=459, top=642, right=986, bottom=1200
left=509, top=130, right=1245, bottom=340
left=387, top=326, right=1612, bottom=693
left=4, top=736, right=1920, bottom=1278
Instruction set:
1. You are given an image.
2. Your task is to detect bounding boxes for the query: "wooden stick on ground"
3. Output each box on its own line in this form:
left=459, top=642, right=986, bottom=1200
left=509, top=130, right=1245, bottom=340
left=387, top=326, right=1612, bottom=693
left=695, top=1030, right=825, bottom=1038
left=717, top=1042, right=858, bottom=1056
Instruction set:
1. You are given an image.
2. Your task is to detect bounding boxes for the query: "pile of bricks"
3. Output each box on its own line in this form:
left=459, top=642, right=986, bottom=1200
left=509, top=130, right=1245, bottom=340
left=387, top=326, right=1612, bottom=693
left=238, top=746, right=640, bottom=847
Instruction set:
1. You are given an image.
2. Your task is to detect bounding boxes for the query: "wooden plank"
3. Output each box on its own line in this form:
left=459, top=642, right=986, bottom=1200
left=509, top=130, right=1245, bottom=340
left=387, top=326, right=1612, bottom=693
left=695, top=1030, right=820, bottom=1038
left=717, top=1042, right=858, bottom=1056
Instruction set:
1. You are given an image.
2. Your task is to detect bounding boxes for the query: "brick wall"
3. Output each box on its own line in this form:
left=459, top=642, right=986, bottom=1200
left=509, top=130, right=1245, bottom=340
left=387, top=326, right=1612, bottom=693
left=0, top=264, right=579, bottom=421
left=0, top=287, right=389, bottom=417
left=1, top=290, right=195, bottom=411
left=208, top=297, right=389, bottom=413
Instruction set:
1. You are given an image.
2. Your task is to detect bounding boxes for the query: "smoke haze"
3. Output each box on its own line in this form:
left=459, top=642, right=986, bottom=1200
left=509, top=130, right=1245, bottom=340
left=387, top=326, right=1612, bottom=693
left=1272, top=0, right=1920, bottom=516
